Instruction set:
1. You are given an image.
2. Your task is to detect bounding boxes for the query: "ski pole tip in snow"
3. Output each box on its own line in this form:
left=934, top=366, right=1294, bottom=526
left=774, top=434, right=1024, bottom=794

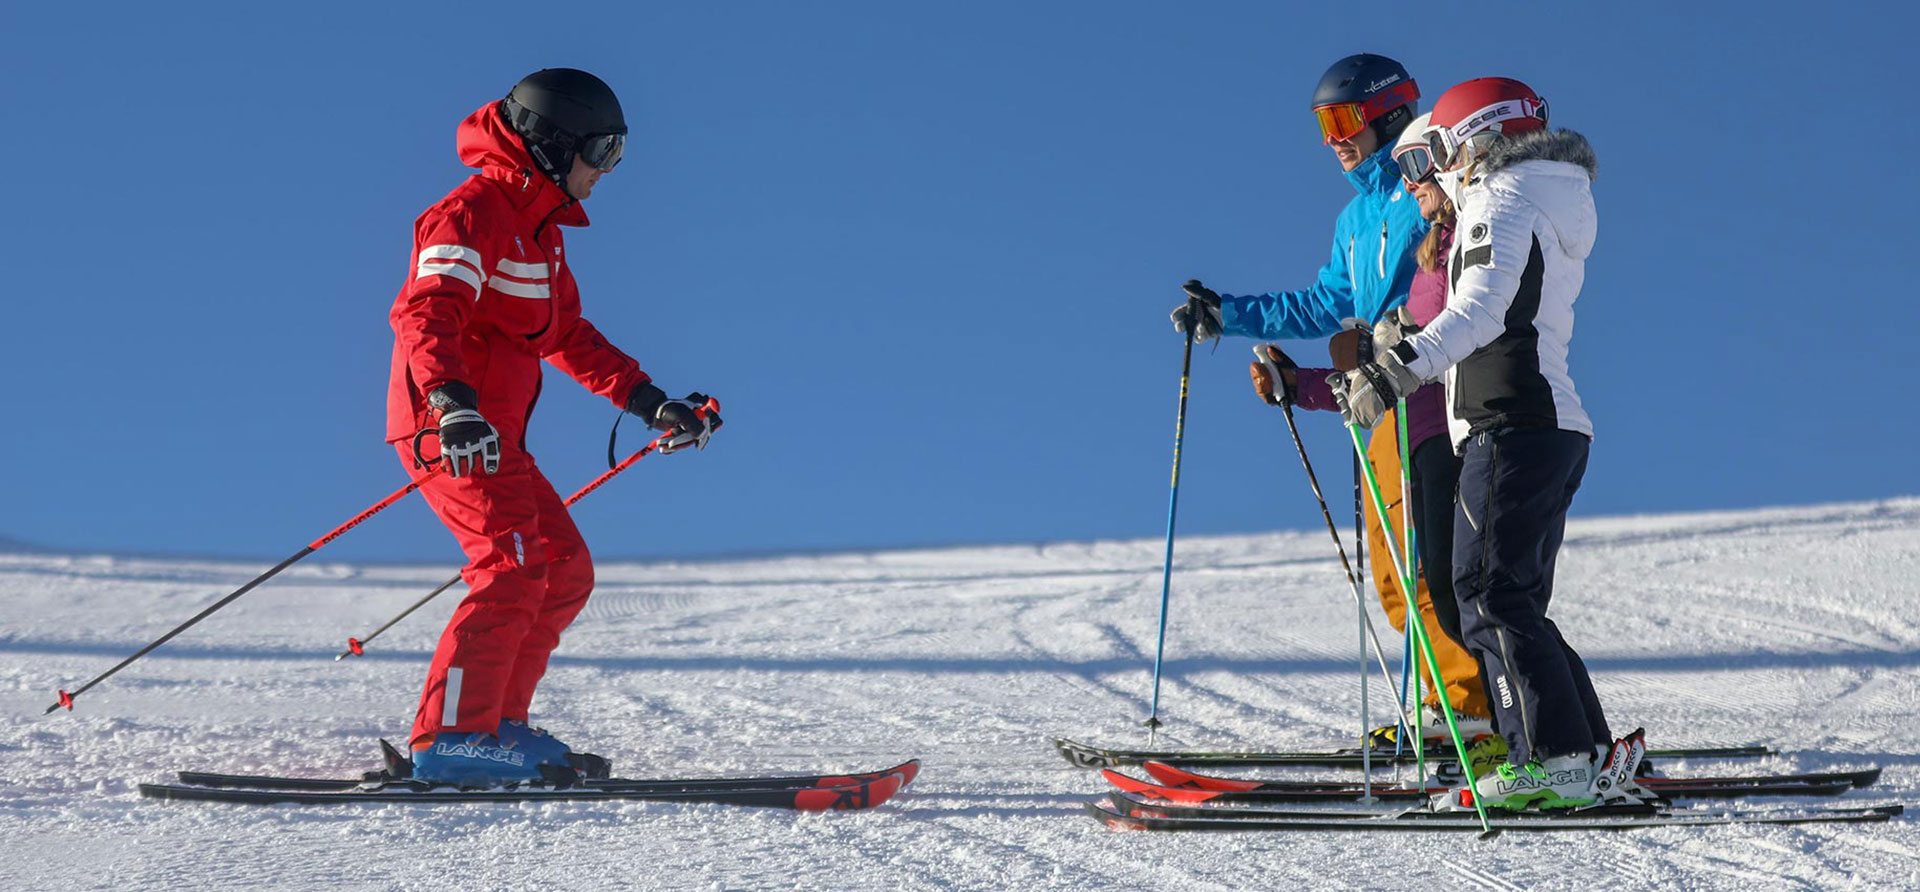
left=335, top=638, right=365, bottom=661
left=45, top=689, right=74, bottom=714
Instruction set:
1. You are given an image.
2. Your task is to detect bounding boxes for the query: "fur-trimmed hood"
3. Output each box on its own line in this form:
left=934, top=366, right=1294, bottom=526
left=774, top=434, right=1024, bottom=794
left=1481, top=128, right=1598, bottom=180
left=1464, top=127, right=1599, bottom=263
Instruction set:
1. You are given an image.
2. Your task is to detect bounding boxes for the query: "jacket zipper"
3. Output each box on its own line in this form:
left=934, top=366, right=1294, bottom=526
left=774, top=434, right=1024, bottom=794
left=1378, top=219, right=1389, bottom=278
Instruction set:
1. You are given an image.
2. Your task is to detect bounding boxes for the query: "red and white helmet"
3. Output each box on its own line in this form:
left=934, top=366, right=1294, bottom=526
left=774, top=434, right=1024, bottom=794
left=1419, top=77, right=1549, bottom=172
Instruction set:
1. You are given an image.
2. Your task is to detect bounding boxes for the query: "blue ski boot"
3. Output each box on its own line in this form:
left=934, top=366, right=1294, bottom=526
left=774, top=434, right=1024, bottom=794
left=498, top=719, right=612, bottom=779
left=411, top=731, right=563, bottom=788
left=496, top=719, right=572, bottom=767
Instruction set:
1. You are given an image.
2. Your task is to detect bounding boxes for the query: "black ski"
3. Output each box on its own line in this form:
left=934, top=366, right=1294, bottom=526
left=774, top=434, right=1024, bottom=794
left=175, top=758, right=921, bottom=794
left=1089, top=794, right=1903, bottom=832
left=141, top=763, right=914, bottom=811
left=1054, top=736, right=1773, bottom=769
left=1131, top=761, right=1881, bottom=800
left=1103, top=767, right=1860, bottom=804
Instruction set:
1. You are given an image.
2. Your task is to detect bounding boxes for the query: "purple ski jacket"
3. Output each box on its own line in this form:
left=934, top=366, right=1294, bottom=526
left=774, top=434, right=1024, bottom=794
left=1295, top=222, right=1452, bottom=453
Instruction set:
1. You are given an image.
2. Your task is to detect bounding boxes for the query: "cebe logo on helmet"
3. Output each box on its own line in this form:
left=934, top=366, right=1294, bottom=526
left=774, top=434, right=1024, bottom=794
left=1420, top=77, right=1550, bottom=172
left=501, top=68, right=630, bottom=186
left=1310, top=53, right=1420, bottom=145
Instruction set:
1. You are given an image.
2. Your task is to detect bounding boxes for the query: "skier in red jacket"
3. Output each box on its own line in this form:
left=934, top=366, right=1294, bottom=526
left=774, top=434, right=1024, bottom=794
left=386, top=68, right=720, bottom=786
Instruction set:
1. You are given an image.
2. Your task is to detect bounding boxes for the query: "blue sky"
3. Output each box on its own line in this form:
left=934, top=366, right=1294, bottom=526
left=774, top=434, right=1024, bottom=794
left=3, top=1, right=1913, bottom=563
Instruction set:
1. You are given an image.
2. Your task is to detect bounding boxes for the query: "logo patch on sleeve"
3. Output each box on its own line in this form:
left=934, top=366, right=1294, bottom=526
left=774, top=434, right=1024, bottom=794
left=1469, top=222, right=1489, bottom=243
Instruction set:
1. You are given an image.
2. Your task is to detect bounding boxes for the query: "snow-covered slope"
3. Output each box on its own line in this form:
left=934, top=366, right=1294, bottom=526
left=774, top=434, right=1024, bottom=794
left=3, top=498, right=1917, bottom=891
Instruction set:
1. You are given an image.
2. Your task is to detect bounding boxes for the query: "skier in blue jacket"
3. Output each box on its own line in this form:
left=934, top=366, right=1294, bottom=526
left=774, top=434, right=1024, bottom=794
left=1172, top=53, right=1428, bottom=341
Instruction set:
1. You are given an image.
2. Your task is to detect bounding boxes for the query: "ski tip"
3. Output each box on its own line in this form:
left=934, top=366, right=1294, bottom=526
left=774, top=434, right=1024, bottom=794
left=1084, top=799, right=1150, bottom=832
left=1141, top=760, right=1258, bottom=792
left=1101, top=769, right=1215, bottom=803
left=813, top=758, right=921, bottom=790
left=792, top=772, right=905, bottom=812
left=1053, top=738, right=1113, bottom=769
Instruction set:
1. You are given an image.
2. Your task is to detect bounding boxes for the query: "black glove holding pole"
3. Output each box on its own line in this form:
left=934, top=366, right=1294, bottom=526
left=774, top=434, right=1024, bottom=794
left=1169, top=280, right=1224, bottom=342
left=426, top=381, right=500, bottom=477
left=625, top=382, right=723, bottom=453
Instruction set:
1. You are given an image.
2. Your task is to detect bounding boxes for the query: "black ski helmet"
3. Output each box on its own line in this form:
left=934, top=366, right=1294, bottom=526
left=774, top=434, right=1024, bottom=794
left=1310, top=54, right=1418, bottom=144
left=502, top=68, right=628, bottom=185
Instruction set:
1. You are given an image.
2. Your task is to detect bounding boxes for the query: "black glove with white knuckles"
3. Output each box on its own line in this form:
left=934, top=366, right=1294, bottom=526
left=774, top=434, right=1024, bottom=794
left=427, top=381, right=500, bottom=477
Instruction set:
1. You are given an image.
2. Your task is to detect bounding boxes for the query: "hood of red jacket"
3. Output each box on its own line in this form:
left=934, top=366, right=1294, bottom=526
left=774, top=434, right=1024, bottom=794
left=455, top=100, right=589, bottom=228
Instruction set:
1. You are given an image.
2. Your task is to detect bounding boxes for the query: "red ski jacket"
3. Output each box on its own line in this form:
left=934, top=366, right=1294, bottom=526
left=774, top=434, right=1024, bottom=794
left=385, top=101, right=648, bottom=450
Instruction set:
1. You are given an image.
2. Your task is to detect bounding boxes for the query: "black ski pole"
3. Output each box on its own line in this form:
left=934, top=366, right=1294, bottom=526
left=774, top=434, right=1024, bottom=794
left=1274, top=395, right=1408, bottom=726
left=46, top=467, right=442, bottom=714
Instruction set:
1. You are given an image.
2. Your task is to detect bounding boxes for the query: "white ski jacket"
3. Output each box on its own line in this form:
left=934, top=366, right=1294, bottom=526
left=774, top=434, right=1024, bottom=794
left=1392, top=129, right=1598, bottom=451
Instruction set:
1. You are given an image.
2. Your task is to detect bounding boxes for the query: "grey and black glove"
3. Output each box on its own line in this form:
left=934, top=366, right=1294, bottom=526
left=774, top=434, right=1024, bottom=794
left=1169, top=279, right=1224, bottom=342
left=427, top=381, right=500, bottom=477
left=1371, top=307, right=1421, bottom=355
left=1330, top=349, right=1423, bottom=430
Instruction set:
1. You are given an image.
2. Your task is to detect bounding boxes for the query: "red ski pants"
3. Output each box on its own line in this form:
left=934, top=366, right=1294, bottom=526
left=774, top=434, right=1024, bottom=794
left=395, top=443, right=594, bottom=749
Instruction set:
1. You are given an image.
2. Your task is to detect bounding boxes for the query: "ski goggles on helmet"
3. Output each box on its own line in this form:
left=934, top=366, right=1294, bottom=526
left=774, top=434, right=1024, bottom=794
left=578, top=131, right=625, bottom=172
left=503, top=96, right=627, bottom=173
left=1392, top=141, right=1436, bottom=187
left=1311, top=80, right=1419, bottom=145
left=1424, top=97, right=1548, bottom=170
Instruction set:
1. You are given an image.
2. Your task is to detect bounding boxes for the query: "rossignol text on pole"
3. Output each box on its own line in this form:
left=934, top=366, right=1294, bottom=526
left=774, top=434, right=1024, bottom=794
left=45, top=468, right=444, bottom=714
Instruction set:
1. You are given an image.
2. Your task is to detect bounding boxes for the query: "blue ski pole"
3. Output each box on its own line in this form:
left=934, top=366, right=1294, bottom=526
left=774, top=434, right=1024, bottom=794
left=1143, top=298, right=1201, bottom=738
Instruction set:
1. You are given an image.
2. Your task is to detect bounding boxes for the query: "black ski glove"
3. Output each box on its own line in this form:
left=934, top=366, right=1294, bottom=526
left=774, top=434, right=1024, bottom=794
left=1169, top=279, right=1224, bottom=342
left=427, top=381, right=500, bottom=477
left=626, top=383, right=723, bottom=452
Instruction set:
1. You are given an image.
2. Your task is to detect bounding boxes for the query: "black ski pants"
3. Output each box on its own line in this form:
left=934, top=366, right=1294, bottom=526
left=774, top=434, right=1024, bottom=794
left=1452, top=426, right=1608, bottom=765
left=1408, top=437, right=1465, bottom=650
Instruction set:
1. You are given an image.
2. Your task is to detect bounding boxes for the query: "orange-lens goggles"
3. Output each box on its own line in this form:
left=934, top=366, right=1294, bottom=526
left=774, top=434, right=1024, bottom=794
left=1313, top=102, right=1371, bottom=145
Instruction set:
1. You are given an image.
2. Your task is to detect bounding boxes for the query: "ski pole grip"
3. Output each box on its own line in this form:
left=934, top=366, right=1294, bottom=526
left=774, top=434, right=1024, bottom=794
left=411, top=427, right=444, bottom=470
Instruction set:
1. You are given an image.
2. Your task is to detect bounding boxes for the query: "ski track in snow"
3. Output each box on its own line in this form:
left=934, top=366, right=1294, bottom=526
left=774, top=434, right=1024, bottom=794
left=2, top=498, right=1918, bottom=890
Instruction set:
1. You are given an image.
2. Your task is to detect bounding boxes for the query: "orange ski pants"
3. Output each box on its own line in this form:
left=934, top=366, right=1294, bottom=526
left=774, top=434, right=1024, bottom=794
left=1365, top=410, right=1489, bottom=718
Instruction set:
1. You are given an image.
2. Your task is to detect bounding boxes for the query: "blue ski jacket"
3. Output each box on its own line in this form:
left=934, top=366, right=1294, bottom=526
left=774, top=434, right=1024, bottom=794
left=1219, top=142, right=1428, bottom=340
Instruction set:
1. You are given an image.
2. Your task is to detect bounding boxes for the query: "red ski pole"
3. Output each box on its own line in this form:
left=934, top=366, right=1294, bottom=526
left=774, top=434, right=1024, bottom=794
left=45, top=467, right=443, bottom=714
left=336, top=397, right=720, bottom=660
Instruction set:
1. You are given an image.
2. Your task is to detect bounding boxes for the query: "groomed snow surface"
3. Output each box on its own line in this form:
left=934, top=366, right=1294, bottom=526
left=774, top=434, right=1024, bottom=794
left=3, top=498, right=1918, bottom=891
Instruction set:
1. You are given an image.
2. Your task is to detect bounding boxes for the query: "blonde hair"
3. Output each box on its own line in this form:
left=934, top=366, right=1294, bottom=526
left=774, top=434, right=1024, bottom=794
left=1417, top=197, right=1456, bottom=272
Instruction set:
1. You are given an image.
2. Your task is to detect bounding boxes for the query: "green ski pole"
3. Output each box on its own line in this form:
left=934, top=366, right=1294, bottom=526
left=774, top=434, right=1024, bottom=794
left=1347, top=420, right=1495, bottom=837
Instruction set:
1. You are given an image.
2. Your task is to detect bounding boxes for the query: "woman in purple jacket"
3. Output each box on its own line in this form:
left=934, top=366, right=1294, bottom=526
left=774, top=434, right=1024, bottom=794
left=1251, top=113, right=1483, bottom=731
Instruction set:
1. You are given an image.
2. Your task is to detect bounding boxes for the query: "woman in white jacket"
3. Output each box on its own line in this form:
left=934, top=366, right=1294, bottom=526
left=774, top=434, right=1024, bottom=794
left=1334, top=77, right=1644, bottom=810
